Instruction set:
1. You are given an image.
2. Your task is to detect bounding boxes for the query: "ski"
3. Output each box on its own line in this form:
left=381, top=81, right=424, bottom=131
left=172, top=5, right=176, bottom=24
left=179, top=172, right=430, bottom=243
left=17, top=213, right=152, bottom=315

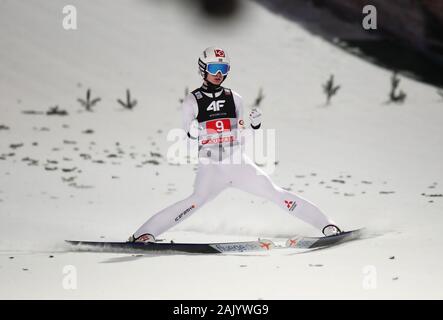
left=285, top=228, right=365, bottom=249
left=65, top=239, right=276, bottom=254
left=66, top=229, right=364, bottom=254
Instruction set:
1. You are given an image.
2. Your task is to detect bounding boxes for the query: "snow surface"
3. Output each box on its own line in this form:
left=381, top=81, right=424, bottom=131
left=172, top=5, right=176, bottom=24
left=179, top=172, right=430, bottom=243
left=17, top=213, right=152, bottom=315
left=0, top=0, right=442, bottom=299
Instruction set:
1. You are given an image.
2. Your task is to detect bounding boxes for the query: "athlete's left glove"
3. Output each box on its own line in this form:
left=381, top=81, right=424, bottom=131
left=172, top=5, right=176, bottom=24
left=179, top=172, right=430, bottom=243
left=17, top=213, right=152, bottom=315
left=249, top=108, right=262, bottom=129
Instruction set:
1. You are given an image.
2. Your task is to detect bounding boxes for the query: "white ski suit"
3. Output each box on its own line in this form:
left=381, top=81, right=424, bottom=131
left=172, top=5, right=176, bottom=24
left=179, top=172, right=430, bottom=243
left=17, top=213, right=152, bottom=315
left=134, top=86, right=336, bottom=238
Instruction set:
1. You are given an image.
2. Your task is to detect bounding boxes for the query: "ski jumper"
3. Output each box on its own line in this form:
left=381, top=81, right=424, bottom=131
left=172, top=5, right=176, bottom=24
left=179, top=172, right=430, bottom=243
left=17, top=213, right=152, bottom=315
left=134, top=85, right=336, bottom=238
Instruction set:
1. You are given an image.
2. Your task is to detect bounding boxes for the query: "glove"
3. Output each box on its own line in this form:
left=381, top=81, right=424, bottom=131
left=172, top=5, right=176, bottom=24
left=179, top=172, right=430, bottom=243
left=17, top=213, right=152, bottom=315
left=188, top=119, right=200, bottom=139
left=249, top=108, right=262, bottom=129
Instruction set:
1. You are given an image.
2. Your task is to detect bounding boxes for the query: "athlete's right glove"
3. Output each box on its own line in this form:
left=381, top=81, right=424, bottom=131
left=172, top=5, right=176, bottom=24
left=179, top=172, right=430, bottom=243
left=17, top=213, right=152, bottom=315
left=188, top=119, right=200, bottom=139
left=249, top=107, right=262, bottom=129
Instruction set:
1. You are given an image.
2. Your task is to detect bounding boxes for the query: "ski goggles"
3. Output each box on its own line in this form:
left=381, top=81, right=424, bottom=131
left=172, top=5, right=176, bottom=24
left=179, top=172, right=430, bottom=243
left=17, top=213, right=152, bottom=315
left=206, top=63, right=230, bottom=76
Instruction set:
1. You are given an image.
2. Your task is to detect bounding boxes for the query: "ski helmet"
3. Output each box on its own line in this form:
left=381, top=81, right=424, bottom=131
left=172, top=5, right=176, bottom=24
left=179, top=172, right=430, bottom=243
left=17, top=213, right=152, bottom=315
left=198, top=46, right=231, bottom=81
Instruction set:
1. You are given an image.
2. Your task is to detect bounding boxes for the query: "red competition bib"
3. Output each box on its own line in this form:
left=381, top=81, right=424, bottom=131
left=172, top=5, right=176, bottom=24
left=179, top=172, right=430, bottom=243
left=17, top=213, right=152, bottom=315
left=205, top=118, right=231, bottom=134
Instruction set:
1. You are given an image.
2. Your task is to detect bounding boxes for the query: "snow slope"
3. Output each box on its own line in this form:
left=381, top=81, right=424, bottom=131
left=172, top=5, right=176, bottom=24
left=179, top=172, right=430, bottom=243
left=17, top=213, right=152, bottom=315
left=0, top=0, right=442, bottom=299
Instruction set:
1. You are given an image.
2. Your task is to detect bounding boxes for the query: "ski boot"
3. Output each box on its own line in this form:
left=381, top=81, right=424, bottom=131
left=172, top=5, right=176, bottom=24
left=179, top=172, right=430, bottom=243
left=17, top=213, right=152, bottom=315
left=322, top=224, right=342, bottom=237
left=128, top=233, right=156, bottom=244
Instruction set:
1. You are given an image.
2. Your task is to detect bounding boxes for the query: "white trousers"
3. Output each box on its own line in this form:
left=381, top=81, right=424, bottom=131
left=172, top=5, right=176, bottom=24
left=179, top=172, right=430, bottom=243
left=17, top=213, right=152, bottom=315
left=134, top=152, right=335, bottom=238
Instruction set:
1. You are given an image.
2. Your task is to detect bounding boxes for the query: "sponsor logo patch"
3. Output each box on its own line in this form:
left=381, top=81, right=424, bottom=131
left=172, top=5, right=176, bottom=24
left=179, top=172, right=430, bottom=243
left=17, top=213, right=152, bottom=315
left=259, top=241, right=272, bottom=250
left=214, top=49, right=225, bottom=57
left=175, top=204, right=196, bottom=222
left=284, top=200, right=297, bottom=211
left=213, top=243, right=256, bottom=253
left=207, top=100, right=225, bottom=112
left=201, top=135, right=235, bottom=145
